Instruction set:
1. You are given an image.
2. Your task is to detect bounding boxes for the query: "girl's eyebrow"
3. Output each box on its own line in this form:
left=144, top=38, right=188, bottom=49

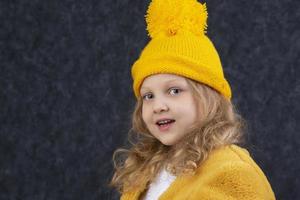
left=141, top=79, right=183, bottom=91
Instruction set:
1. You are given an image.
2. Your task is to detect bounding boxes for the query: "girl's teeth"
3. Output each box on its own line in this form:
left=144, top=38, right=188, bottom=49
left=158, top=120, right=174, bottom=125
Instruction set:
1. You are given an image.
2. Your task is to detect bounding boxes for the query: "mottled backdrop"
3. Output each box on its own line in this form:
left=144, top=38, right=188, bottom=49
left=1, top=0, right=299, bottom=199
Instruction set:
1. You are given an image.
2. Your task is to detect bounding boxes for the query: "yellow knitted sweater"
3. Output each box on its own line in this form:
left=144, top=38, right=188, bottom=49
left=120, top=145, right=276, bottom=200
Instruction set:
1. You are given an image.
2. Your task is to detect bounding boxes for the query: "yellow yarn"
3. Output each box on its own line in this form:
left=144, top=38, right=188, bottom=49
left=131, top=0, right=232, bottom=100
left=146, top=0, right=208, bottom=38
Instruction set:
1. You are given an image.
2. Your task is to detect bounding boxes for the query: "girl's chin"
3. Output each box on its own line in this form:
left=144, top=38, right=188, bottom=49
left=156, top=137, right=177, bottom=146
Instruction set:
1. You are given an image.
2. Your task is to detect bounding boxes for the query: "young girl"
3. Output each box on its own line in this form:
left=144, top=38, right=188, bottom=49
left=110, top=0, right=276, bottom=199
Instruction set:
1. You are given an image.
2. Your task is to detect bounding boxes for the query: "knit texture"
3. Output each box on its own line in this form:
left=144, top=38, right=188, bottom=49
left=120, top=145, right=276, bottom=200
left=131, top=0, right=232, bottom=100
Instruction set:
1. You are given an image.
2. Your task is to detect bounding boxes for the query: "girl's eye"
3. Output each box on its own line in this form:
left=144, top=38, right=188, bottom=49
left=169, top=88, right=181, bottom=95
left=142, top=93, right=153, bottom=100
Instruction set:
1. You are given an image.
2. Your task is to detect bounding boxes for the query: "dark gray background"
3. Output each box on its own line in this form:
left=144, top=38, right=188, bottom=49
left=1, top=0, right=299, bottom=199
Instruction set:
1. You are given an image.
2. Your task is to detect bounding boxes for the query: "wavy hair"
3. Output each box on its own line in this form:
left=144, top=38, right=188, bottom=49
left=109, top=78, right=248, bottom=193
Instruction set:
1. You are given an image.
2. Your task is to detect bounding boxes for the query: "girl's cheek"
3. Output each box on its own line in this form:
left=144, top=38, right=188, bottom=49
left=142, top=105, right=149, bottom=117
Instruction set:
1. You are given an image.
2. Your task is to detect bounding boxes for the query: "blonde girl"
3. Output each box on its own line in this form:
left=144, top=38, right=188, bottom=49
left=109, top=0, right=276, bottom=199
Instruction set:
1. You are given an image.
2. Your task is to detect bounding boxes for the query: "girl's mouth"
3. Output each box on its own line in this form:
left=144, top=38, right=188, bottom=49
left=156, top=120, right=175, bottom=131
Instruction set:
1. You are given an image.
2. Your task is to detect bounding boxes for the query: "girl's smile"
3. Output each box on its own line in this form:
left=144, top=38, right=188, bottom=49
left=156, top=118, right=176, bottom=132
left=140, top=73, right=198, bottom=146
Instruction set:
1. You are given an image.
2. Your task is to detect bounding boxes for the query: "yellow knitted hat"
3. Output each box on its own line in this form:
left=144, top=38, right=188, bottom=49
left=131, top=0, right=232, bottom=100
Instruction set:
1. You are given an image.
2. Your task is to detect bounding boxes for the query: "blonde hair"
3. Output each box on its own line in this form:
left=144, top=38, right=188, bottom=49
left=109, top=78, right=248, bottom=193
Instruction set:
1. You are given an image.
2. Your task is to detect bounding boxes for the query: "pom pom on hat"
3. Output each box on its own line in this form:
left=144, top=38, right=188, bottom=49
left=145, top=0, right=208, bottom=38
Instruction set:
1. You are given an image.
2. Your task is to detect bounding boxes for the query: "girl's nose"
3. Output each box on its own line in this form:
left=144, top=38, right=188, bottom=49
left=153, top=99, right=169, bottom=113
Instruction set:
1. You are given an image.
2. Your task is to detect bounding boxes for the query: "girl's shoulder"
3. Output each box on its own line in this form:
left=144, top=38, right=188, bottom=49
left=203, top=144, right=260, bottom=168
left=205, top=144, right=254, bottom=165
left=197, top=144, right=268, bottom=181
left=192, top=144, right=275, bottom=199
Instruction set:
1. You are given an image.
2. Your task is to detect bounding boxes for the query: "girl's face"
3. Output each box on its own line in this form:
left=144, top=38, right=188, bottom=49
left=140, top=73, right=198, bottom=146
